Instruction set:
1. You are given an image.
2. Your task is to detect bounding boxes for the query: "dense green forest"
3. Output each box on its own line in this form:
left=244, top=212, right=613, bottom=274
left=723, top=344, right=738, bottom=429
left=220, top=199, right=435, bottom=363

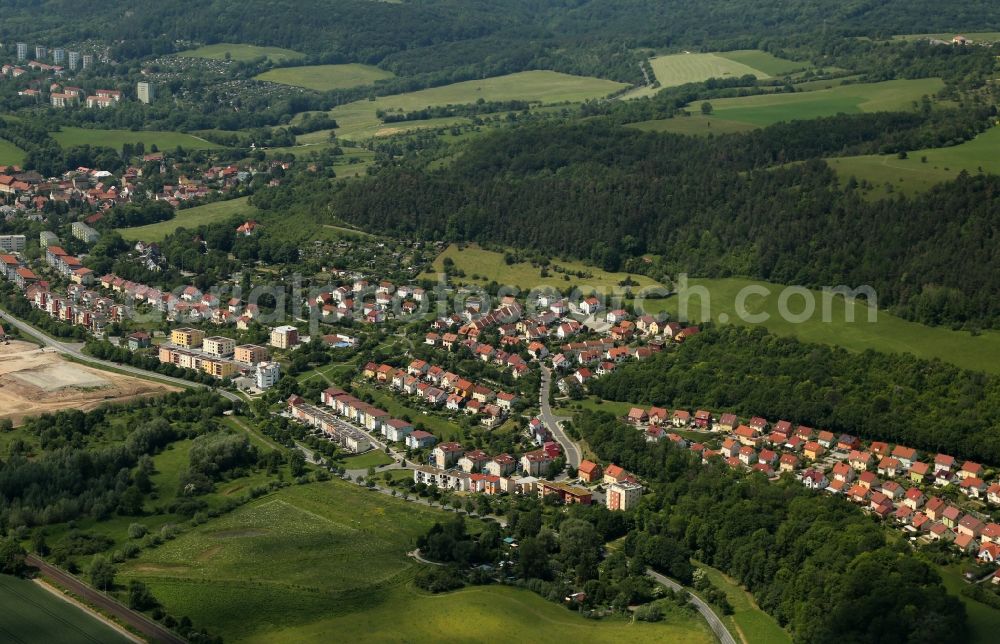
left=588, top=325, right=1000, bottom=463
left=3, top=0, right=1000, bottom=82
left=264, top=118, right=1000, bottom=328
left=574, top=411, right=968, bottom=644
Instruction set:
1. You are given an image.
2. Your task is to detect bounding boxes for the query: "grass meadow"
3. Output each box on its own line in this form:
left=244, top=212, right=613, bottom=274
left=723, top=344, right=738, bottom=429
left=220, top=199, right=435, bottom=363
left=937, top=564, right=1000, bottom=644
left=177, top=43, right=304, bottom=63
left=626, top=78, right=943, bottom=133
left=432, top=243, right=663, bottom=294
left=0, top=138, right=26, bottom=166
left=693, top=562, right=791, bottom=644
left=117, top=197, right=257, bottom=242
left=120, top=480, right=712, bottom=642
left=298, top=70, right=627, bottom=141
left=622, top=50, right=807, bottom=99
left=53, top=127, right=224, bottom=151
left=0, top=575, right=134, bottom=644
left=827, top=125, right=1000, bottom=197
left=255, top=64, right=394, bottom=91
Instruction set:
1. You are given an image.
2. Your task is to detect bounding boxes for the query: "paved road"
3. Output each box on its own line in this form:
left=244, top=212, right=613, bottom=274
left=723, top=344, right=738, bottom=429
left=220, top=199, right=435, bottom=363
left=0, top=310, right=240, bottom=404
left=26, top=555, right=186, bottom=644
left=646, top=569, right=737, bottom=644
left=539, top=366, right=581, bottom=467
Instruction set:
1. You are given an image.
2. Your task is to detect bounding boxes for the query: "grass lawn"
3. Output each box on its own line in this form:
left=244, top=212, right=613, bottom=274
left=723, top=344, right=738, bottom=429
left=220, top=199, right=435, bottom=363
left=432, top=243, right=664, bottom=295
left=52, top=127, right=224, bottom=151
left=177, top=43, right=303, bottom=63
left=117, top=197, right=257, bottom=242
left=255, top=64, right=394, bottom=91
left=120, top=479, right=710, bottom=643
left=640, top=276, right=1000, bottom=375
left=701, top=78, right=944, bottom=127
left=827, top=124, right=1000, bottom=197
left=693, top=562, right=790, bottom=644
left=937, top=564, right=1000, bottom=644
left=0, top=575, right=134, bottom=644
left=0, top=138, right=26, bottom=165
left=628, top=116, right=758, bottom=136
left=340, top=450, right=394, bottom=469
left=351, top=382, right=465, bottom=443
left=301, top=70, right=626, bottom=141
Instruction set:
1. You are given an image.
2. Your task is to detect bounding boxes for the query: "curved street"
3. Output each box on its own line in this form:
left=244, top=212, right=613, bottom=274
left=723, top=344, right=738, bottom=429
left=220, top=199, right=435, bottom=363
left=646, top=569, right=738, bottom=644
left=539, top=365, right=581, bottom=467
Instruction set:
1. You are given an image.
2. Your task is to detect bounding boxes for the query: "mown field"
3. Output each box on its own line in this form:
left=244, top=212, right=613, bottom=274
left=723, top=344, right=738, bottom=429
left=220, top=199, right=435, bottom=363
left=53, top=127, right=224, bottom=151
left=0, top=138, right=26, bottom=166
left=299, top=70, right=627, bottom=141
left=702, top=77, right=944, bottom=126
left=627, top=78, right=943, bottom=133
left=0, top=575, right=134, bottom=644
left=432, top=243, right=663, bottom=294
left=639, top=276, right=1000, bottom=375
left=693, top=562, right=791, bottom=644
left=177, top=43, right=304, bottom=63
left=827, top=124, right=1000, bottom=197
left=117, top=197, right=258, bottom=242
left=120, top=480, right=710, bottom=643
left=623, top=50, right=806, bottom=99
left=255, top=63, right=394, bottom=91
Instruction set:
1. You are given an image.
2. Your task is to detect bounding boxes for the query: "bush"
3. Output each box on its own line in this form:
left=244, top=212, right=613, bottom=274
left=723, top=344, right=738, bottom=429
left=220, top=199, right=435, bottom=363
left=128, top=523, right=149, bottom=539
left=635, top=604, right=663, bottom=622
left=414, top=566, right=465, bottom=593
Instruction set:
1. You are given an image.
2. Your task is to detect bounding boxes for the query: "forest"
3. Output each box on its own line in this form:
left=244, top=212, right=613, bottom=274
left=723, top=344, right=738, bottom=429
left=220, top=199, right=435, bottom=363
left=573, top=410, right=969, bottom=644
left=275, top=117, right=1000, bottom=328
left=587, top=325, right=1000, bottom=463
left=3, top=0, right=1000, bottom=84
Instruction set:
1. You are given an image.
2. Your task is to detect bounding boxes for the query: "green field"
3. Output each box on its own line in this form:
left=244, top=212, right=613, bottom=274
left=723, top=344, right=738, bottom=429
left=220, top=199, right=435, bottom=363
left=623, top=50, right=806, bottom=99
left=53, top=127, right=224, bottom=151
left=300, top=70, right=627, bottom=141
left=640, top=276, right=1000, bottom=375
left=937, top=565, right=1000, bottom=644
left=121, top=480, right=710, bottom=643
left=894, top=32, right=1000, bottom=43
left=432, top=243, right=663, bottom=294
left=340, top=450, right=394, bottom=469
left=628, top=116, right=758, bottom=136
left=828, top=124, right=1000, bottom=197
left=701, top=78, right=944, bottom=126
left=0, top=575, right=134, bottom=644
left=0, top=138, right=26, bottom=166
left=178, top=43, right=304, bottom=63
left=117, top=197, right=258, bottom=242
left=694, top=563, right=791, bottom=644
left=255, top=64, right=394, bottom=91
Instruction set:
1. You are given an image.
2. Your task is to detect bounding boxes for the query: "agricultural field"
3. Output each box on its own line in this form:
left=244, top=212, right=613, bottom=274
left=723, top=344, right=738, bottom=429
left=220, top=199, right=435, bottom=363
left=628, top=116, right=758, bottom=136
left=177, top=43, right=304, bottom=63
left=638, top=277, right=1000, bottom=375
left=255, top=64, right=394, bottom=91
left=622, top=50, right=807, bottom=99
left=432, top=243, right=663, bottom=294
left=0, top=138, right=26, bottom=166
left=699, top=78, right=945, bottom=127
left=117, top=197, right=258, bottom=242
left=0, top=575, right=135, bottom=644
left=53, top=127, right=224, bottom=152
left=299, top=70, right=627, bottom=141
left=827, top=125, right=1000, bottom=197
left=693, top=562, right=791, bottom=644
left=120, top=480, right=710, bottom=643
